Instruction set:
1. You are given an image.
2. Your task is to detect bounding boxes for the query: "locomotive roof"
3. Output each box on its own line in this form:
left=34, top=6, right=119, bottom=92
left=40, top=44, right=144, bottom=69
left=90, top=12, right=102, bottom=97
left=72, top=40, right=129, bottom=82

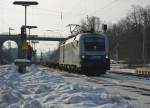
left=60, top=33, right=106, bottom=46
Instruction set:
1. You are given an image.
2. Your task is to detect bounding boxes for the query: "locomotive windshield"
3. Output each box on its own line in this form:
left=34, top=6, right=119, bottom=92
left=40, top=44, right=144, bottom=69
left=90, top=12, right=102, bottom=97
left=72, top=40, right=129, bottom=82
left=84, top=37, right=105, bottom=51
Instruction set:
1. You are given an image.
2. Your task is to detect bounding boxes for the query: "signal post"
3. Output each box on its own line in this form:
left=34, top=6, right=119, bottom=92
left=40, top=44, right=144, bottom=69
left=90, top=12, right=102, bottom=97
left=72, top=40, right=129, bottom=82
left=13, top=1, right=38, bottom=73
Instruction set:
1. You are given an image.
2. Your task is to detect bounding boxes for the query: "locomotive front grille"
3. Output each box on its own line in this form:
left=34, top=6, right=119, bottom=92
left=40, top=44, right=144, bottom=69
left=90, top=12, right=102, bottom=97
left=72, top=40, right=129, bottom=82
left=81, top=55, right=110, bottom=70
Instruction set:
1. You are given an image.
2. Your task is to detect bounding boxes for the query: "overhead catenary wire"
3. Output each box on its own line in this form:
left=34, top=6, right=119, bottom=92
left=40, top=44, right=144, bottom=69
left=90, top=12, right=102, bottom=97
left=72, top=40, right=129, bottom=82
left=3, top=0, right=149, bottom=36
left=34, top=8, right=60, bottom=15
left=5, top=0, right=120, bottom=19
left=90, top=0, right=120, bottom=15
left=60, top=0, right=64, bottom=38
left=1, top=0, right=150, bottom=18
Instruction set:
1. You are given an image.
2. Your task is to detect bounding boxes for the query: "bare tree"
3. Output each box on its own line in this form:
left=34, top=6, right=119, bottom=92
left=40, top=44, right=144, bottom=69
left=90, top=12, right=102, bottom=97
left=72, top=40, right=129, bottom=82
left=108, top=5, right=150, bottom=67
left=80, top=16, right=101, bottom=33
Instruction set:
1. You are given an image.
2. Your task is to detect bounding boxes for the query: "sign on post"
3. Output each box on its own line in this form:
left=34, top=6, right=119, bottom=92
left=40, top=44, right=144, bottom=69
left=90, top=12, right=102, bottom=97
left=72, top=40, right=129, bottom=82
left=22, top=41, right=29, bottom=50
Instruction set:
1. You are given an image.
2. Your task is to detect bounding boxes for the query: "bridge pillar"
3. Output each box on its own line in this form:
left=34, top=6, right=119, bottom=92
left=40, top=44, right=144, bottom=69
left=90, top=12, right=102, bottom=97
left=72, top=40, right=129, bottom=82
left=0, top=41, right=3, bottom=64
left=0, top=35, right=27, bottom=61
left=17, top=39, right=23, bottom=59
left=0, top=41, right=2, bottom=49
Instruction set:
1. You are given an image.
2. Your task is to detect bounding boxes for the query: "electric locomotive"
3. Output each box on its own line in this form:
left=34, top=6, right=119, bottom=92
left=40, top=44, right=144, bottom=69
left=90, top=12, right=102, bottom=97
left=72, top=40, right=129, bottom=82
left=59, top=33, right=110, bottom=75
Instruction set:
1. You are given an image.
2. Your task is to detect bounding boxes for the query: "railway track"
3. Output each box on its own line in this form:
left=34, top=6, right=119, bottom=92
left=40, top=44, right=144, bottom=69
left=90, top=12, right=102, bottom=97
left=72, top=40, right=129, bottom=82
left=44, top=65, right=150, bottom=108
left=41, top=62, right=150, bottom=81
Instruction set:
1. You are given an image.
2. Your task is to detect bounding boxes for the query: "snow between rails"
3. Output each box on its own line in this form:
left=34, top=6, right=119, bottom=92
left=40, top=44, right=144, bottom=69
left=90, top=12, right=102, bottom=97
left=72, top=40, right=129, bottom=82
left=0, top=64, right=133, bottom=108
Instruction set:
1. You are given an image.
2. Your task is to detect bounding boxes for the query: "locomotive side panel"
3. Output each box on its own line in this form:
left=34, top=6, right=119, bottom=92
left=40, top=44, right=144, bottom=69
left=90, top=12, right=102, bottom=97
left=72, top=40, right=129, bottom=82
left=59, top=45, right=64, bottom=64
left=64, top=44, right=71, bottom=64
left=59, top=38, right=81, bottom=67
left=71, top=40, right=80, bottom=67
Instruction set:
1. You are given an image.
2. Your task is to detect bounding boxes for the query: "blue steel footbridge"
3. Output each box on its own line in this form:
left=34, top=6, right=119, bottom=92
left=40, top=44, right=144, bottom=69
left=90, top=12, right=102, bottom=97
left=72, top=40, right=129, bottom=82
left=0, top=34, right=67, bottom=58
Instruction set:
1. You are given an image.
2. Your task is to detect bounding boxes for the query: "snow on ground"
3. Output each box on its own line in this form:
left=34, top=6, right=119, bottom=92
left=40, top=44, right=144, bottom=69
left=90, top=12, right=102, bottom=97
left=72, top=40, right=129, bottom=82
left=110, top=68, right=136, bottom=74
left=0, top=64, right=133, bottom=108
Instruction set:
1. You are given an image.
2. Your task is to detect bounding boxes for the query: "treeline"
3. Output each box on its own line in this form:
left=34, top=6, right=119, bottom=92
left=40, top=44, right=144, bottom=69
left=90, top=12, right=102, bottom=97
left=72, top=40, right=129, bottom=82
left=44, top=48, right=59, bottom=63
left=107, top=5, right=150, bottom=66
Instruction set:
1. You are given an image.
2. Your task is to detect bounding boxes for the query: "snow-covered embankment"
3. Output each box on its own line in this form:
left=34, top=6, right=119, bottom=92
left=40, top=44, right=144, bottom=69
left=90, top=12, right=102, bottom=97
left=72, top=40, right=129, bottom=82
left=0, top=64, right=133, bottom=108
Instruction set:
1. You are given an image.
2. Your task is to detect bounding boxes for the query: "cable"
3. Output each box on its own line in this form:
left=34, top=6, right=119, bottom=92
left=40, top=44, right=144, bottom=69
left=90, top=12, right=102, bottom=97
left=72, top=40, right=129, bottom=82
left=35, top=7, right=60, bottom=14
left=30, top=7, right=60, bottom=16
left=90, top=0, right=120, bottom=15
left=33, top=1, right=86, bottom=17
left=60, top=0, right=65, bottom=38
left=64, top=0, right=81, bottom=14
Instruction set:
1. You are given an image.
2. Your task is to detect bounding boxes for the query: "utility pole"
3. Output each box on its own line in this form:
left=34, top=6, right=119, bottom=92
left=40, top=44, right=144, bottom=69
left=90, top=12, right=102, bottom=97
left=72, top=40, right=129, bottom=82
left=9, top=27, right=14, bottom=36
left=142, top=12, right=147, bottom=66
left=26, top=26, right=37, bottom=44
left=142, top=22, right=146, bottom=66
left=8, top=27, right=14, bottom=49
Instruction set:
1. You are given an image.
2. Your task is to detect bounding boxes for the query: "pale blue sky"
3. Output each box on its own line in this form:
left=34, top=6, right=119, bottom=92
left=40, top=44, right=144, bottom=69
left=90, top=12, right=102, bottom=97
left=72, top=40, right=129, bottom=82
left=1, top=0, right=150, bottom=52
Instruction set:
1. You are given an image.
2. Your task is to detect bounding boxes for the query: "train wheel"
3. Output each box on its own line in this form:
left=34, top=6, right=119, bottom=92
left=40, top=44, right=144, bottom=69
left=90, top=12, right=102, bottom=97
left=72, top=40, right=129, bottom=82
left=72, top=67, right=75, bottom=73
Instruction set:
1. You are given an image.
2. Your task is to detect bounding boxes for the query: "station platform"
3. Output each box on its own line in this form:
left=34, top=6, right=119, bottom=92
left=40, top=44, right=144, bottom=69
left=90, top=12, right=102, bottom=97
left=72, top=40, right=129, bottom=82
left=136, top=67, right=150, bottom=76
left=110, top=67, right=150, bottom=76
left=109, top=68, right=136, bottom=75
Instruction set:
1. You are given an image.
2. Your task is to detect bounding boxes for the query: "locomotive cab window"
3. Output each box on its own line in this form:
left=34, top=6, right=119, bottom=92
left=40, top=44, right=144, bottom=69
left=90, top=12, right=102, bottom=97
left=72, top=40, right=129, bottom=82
left=84, top=37, right=105, bottom=51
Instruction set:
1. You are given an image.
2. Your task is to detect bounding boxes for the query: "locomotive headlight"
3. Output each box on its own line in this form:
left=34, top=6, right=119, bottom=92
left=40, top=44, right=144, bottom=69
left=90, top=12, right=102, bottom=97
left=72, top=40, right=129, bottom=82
left=105, top=55, right=108, bottom=58
left=81, top=55, right=85, bottom=59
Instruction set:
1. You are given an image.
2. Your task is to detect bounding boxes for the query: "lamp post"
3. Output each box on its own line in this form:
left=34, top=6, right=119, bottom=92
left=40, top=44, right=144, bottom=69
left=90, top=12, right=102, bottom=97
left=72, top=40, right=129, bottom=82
left=25, top=26, right=37, bottom=45
left=13, top=1, right=38, bottom=35
left=8, top=27, right=15, bottom=49
left=9, top=27, right=15, bottom=36
left=24, top=25, right=37, bottom=36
